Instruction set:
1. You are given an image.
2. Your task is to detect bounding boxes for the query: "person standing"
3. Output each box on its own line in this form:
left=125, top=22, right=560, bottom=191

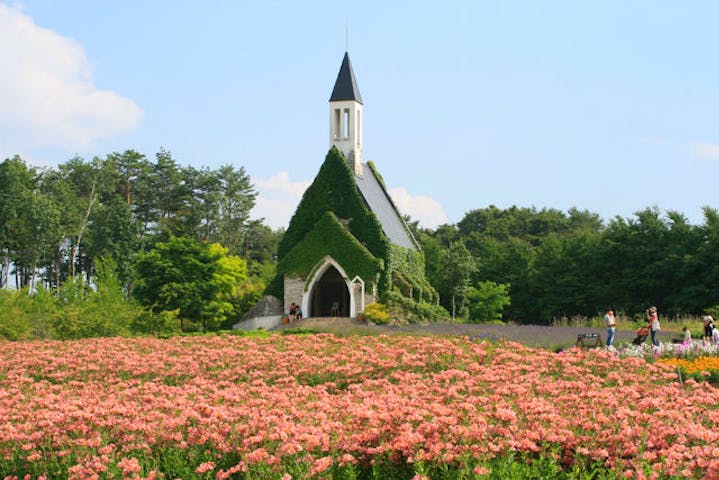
left=683, top=326, right=692, bottom=345
left=703, top=313, right=715, bottom=344
left=646, top=306, right=660, bottom=346
left=604, top=308, right=616, bottom=347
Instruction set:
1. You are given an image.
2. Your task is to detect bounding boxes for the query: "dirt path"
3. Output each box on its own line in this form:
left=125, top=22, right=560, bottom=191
left=274, top=318, right=673, bottom=349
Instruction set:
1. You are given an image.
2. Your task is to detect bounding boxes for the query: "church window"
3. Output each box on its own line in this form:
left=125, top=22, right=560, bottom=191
left=343, top=109, right=350, bottom=139
left=334, top=109, right=341, bottom=139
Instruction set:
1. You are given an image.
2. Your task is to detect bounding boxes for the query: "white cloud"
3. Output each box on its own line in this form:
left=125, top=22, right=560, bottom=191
left=691, top=143, right=719, bottom=160
left=0, top=3, right=142, bottom=153
left=388, top=186, right=449, bottom=229
left=251, top=171, right=311, bottom=229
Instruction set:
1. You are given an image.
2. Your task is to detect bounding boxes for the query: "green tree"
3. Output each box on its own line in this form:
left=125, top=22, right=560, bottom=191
left=567, top=207, right=603, bottom=232
left=436, top=241, right=476, bottom=321
left=133, top=236, right=247, bottom=331
left=148, top=149, right=188, bottom=239
left=0, top=156, right=37, bottom=288
left=86, top=198, right=141, bottom=290
left=243, top=220, right=282, bottom=266
left=417, top=231, right=443, bottom=292
left=7, top=186, right=62, bottom=289
left=698, top=208, right=719, bottom=312
left=216, top=164, right=256, bottom=255
left=466, top=281, right=511, bottom=322
left=530, top=231, right=603, bottom=321
left=473, top=236, right=536, bottom=322
left=54, top=156, right=105, bottom=280
left=659, top=211, right=704, bottom=315
left=105, top=150, right=155, bottom=242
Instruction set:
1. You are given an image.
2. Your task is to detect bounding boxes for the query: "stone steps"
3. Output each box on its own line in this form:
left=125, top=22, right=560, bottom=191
left=274, top=316, right=365, bottom=330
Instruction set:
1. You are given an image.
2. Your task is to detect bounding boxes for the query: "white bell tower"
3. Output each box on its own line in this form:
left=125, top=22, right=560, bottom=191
left=329, top=52, right=364, bottom=176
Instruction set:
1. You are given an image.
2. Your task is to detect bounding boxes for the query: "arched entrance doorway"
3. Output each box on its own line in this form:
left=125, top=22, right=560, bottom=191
left=309, top=265, right=350, bottom=317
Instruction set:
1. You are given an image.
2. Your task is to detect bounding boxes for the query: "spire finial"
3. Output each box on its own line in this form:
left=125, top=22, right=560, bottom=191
left=345, top=22, right=349, bottom=52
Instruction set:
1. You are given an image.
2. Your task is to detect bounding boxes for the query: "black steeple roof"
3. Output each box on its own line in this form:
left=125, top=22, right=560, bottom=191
left=329, top=52, right=363, bottom=104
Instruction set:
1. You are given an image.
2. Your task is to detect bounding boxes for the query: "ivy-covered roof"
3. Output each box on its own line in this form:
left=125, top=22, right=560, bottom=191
left=329, top=52, right=363, bottom=104
left=277, top=147, right=388, bottom=262
left=355, top=166, right=418, bottom=250
left=278, top=211, right=383, bottom=283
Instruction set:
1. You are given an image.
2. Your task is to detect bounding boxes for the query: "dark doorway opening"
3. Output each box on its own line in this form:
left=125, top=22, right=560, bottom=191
left=310, top=266, right=350, bottom=317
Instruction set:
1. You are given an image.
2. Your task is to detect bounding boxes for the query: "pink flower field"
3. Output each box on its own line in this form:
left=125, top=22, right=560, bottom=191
left=1, top=333, right=718, bottom=479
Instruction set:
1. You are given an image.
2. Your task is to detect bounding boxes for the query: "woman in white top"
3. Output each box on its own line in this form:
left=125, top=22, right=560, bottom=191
left=646, top=306, right=660, bottom=346
left=604, top=308, right=616, bottom=347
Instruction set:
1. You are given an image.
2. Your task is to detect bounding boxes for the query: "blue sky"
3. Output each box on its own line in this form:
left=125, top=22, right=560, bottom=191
left=1, top=1, right=718, bottom=229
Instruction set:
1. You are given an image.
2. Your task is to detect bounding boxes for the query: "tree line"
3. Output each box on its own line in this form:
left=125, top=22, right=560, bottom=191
left=0, top=152, right=283, bottom=339
left=414, top=205, right=719, bottom=323
left=2, top=151, right=718, bottom=337
left=0, top=151, right=282, bottom=290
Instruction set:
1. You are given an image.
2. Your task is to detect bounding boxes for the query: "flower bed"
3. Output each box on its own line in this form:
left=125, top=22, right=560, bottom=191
left=658, top=357, right=719, bottom=384
left=615, top=340, right=719, bottom=360
left=1, top=334, right=718, bottom=479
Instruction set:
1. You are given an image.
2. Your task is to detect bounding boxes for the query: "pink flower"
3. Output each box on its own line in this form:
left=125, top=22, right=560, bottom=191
left=245, top=448, right=269, bottom=464
left=3, top=333, right=719, bottom=478
left=26, top=452, right=42, bottom=462
left=195, top=461, right=215, bottom=473
left=473, top=466, right=489, bottom=475
left=309, top=456, right=333, bottom=476
left=117, top=457, right=142, bottom=477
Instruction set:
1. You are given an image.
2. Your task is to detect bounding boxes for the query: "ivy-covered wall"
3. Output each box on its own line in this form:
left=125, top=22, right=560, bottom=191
left=277, top=211, right=383, bottom=286
left=388, top=244, right=438, bottom=303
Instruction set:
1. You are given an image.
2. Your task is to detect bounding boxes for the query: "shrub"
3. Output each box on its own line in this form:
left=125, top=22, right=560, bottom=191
left=0, top=287, right=58, bottom=340
left=0, top=290, right=32, bottom=341
left=382, top=290, right=450, bottom=324
left=363, top=302, right=391, bottom=325
left=130, top=310, right=181, bottom=336
left=52, top=258, right=141, bottom=339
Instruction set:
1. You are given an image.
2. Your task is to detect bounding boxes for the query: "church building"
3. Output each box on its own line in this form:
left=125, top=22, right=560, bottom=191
left=241, top=53, right=437, bottom=327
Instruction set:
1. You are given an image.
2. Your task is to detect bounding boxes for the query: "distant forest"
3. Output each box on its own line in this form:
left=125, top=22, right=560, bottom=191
left=1, top=151, right=718, bottom=338
left=413, top=204, right=719, bottom=322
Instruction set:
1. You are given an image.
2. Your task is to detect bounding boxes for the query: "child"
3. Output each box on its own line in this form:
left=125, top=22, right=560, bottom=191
left=683, top=326, right=692, bottom=345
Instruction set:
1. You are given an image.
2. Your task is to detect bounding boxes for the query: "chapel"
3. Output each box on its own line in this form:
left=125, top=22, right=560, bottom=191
left=240, top=53, right=437, bottom=327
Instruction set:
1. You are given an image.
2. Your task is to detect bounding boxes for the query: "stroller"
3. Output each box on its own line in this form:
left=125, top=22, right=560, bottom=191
left=632, top=327, right=650, bottom=345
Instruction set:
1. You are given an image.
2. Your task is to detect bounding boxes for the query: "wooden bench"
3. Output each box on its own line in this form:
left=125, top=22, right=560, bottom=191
left=576, top=333, right=602, bottom=348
